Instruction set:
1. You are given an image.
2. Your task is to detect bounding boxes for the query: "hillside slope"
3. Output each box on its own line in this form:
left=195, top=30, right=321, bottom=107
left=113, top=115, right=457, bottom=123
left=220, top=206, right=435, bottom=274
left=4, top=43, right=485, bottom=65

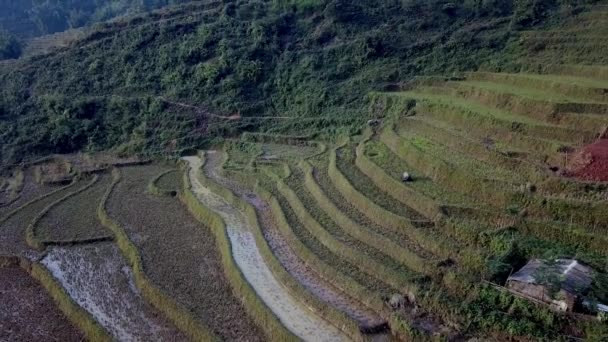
left=0, top=0, right=606, bottom=166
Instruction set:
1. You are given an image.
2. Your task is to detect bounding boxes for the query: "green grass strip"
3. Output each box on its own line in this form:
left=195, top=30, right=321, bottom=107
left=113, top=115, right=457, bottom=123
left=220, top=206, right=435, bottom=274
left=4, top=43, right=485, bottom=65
left=180, top=163, right=298, bottom=342
left=354, top=138, right=444, bottom=220
left=272, top=169, right=420, bottom=296
left=301, top=159, right=433, bottom=276
left=147, top=169, right=179, bottom=197
left=466, top=72, right=608, bottom=102
left=380, top=125, right=516, bottom=207
left=249, top=169, right=421, bottom=341
left=98, top=169, right=220, bottom=342
left=0, top=179, right=78, bottom=225
left=330, top=146, right=488, bottom=275
left=372, top=91, right=589, bottom=147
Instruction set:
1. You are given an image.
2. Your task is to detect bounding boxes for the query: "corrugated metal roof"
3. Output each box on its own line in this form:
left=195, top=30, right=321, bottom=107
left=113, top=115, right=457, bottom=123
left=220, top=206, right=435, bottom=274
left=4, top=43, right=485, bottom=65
left=508, top=259, right=594, bottom=294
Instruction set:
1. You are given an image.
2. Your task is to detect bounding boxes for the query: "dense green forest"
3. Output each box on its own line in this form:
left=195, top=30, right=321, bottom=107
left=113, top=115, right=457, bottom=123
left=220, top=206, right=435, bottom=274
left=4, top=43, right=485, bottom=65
left=0, top=0, right=194, bottom=40
left=0, top=0, right=604, bottom=166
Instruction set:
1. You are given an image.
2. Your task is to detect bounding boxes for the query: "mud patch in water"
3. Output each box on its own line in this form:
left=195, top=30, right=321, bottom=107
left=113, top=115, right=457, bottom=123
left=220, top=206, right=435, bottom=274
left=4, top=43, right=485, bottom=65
left=41, top=242, right=185, bottom=341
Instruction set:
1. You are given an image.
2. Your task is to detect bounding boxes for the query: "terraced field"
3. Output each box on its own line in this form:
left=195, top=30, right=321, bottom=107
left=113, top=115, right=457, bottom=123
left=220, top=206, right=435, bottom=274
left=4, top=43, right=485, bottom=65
left=1, top=94, right=608, bottom=340
left=2, top=5, right=608, bottom=341
left=205, top=57, right=608, bottom=339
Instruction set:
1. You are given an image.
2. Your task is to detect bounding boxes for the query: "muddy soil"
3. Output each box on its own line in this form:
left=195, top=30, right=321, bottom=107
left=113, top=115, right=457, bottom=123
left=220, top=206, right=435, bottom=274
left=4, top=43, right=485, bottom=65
left=0, top=265, right=84, bottom=342
left=41, top=242, right=185, bottom=341
left=203, top=151, right=387, bottom=331
left=184, top=155, right=350, bottom=342
left=106, top=164, right=265, bottom=341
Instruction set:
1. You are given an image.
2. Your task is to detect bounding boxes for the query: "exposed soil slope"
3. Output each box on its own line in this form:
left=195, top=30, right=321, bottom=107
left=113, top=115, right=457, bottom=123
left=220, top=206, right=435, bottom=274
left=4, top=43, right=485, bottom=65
left=567, top=139, right=608, bottom=181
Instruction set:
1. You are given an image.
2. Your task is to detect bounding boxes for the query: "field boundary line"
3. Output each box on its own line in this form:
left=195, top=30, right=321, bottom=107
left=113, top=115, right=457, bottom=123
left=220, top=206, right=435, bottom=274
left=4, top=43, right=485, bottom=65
left=147, top=169, right=179, bottom=197
left=354, top=136, right=444, bottom=220
left=301, top=159, right=434, bottom=276
left=246, top=166, right=421, bottom=340
left=0, top=179, right=78, bottom=226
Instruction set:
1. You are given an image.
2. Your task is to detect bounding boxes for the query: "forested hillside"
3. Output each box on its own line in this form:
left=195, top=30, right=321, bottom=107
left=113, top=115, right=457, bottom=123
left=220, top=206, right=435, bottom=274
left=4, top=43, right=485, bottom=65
left=0, top=0, right=194, bottom=39
left=0, top=0, right=605, bottom=166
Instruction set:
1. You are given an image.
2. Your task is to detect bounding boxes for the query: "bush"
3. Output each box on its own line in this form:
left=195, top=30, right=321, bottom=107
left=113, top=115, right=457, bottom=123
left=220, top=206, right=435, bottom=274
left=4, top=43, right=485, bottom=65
left=0, top=31, right=21, bottom=60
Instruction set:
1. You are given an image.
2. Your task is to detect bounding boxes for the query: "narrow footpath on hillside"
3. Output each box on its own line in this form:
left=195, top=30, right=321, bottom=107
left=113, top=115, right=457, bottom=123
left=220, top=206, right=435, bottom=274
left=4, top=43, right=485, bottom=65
left=182, top=155, right=349, bottom=342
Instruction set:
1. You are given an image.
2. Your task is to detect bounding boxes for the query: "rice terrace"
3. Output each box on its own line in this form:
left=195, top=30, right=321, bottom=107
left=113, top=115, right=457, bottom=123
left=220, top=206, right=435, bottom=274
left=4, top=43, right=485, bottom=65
left=2, top=0, right=608, bottom=341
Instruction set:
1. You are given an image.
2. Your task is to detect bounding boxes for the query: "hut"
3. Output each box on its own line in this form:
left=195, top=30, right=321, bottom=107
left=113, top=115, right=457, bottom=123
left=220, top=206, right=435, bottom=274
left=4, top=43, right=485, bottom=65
left=506, top=259, right=593, bottom=312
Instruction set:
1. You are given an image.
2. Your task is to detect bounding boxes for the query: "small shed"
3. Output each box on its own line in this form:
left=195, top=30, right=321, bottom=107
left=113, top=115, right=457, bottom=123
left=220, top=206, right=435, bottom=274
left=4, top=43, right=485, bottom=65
left=506, top=259, right=593, bottom=312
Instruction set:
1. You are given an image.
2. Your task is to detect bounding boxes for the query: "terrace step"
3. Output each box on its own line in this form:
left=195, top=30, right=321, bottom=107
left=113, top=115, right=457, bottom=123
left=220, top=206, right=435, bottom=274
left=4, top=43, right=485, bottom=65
left=438, top=82, right=608, bottom=135
left=523, top=63, right=608, bottom=81
left=398, top=116, right=540, bottom=178
left=382, top=91, right=595, bottom=148
left=303, top=161, right=438, bottom=266
left=465, top=72, right=608, bottom=102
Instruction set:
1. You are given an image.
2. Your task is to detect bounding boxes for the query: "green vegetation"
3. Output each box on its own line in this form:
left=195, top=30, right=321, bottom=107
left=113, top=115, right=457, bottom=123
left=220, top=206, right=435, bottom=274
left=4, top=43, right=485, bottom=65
left=2, top=1, right=605, bottom=166
left=0, top=31, right=22, bottom=60
left=2, top=0, right=608, bottom=340
left=0, top=0, right=198, bottom=39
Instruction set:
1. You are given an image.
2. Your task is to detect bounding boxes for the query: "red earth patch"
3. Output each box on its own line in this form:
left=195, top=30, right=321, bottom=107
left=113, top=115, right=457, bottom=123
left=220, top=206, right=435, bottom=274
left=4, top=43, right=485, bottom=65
left=567, top=139, right=608, bottom=182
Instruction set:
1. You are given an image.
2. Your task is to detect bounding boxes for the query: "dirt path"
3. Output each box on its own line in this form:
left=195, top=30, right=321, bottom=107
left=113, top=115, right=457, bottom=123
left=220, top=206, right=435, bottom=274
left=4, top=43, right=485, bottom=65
left=41, top=242, right=186, bottom=342
left=203, top=151, right=388, bottom=333
left=183, top=155, right=349, bottom=342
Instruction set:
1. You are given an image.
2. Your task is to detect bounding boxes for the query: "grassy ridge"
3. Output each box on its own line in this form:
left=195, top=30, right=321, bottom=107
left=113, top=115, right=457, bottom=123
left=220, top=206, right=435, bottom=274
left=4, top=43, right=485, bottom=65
left=301, top=159, right=433, bottom=276
left=147, top=169, right=180, bottom=197
left=353, top=139, right=443, bottom=220
left=254, top=167, right=422, bottom=340
left=332, top=146, right=487, bottom=274
left=274, top=168, right=420, bottom=295
left=25, top=177, right=97, bottom=250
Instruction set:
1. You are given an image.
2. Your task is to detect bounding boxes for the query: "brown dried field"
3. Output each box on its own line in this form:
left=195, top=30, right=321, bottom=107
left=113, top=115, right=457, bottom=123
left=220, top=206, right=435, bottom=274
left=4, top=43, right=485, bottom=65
left=0, top=264, right=84, bottom=342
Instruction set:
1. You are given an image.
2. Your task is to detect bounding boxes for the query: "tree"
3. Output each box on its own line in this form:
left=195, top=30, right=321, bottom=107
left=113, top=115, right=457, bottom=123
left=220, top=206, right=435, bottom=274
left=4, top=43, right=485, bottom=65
left=0, top=31, right=22, bottom=60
